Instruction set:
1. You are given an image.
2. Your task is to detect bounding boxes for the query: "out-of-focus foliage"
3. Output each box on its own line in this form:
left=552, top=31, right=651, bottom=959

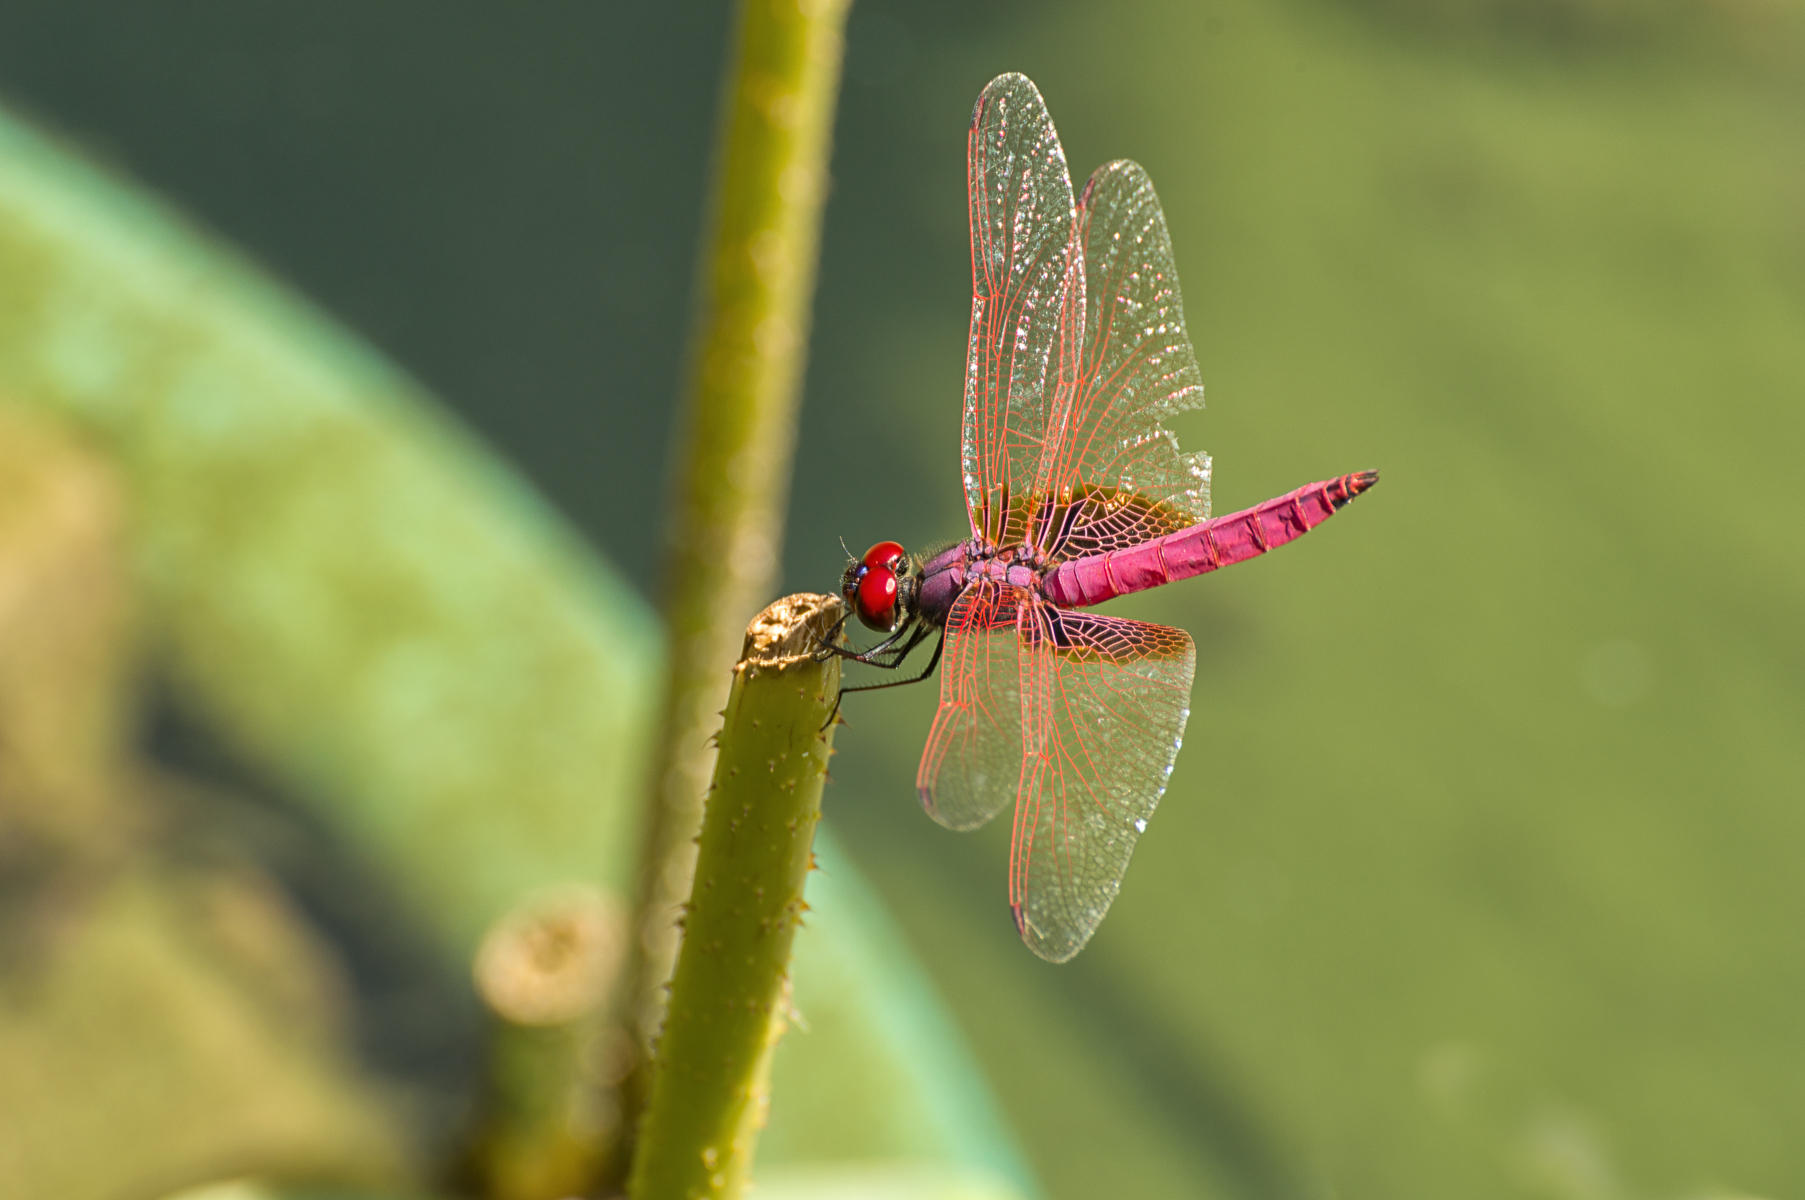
left=0, top=108, right=660, bottom=955
left=0, top=410, right=408, bottom=1195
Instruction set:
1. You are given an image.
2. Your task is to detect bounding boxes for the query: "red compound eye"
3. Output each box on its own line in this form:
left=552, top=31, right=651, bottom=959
left=855, top=564, right=900, bottom=631
left=862, top=540, right=906, bottom=573
left=845, top=541, right=907, bottom=632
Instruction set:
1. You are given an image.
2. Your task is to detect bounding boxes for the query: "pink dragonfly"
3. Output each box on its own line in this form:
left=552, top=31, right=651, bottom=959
left=824, top=73, right=1376, bottom=961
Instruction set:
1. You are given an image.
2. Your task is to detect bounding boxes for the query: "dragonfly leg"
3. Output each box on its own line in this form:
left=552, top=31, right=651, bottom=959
left=817, top=617, right=919, bottom=666
left=810, top=611, right=853, bottom=661
left=840, top=628, right=944, bottom=693
left=822, top=626, right=943, bottom=728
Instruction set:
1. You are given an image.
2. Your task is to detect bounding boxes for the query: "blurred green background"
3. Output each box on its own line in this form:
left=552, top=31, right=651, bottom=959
left=2, top=1, right=1802, bottom=1198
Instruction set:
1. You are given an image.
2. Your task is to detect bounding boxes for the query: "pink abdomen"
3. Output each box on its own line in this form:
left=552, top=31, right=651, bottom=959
left=1041, top=471, right=1378, bottom=608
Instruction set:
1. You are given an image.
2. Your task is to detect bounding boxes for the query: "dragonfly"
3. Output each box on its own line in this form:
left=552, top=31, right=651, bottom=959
left=823, top=73, right=1377, bottom=962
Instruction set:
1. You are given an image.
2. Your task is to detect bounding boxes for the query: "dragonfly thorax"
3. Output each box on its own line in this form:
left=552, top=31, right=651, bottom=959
left=842, top=540, right=918, bottom=632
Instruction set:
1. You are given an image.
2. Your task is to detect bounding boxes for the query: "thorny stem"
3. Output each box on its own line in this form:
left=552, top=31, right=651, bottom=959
left=616, top=0, right=851, bottom=1164
left=626, top=594, right=844, bottom=1200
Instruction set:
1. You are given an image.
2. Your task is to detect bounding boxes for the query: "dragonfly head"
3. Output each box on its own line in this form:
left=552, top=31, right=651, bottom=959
left=842, top=540, right=915, bottom=632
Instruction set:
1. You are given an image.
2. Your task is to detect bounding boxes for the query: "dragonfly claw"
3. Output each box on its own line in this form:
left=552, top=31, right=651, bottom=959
left=811, top=611, right=852, bottom=661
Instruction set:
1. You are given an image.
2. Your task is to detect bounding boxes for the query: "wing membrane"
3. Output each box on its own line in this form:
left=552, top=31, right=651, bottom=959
left=948, top=78, right=1210, bottom=960
left=1010, top=601, right=1195, bottom=961
left=1042, top=160, right=1210, bottom=559
left=916, top=580, right=1026, bottom=832
left=963, top=73, right=1080, bottom=550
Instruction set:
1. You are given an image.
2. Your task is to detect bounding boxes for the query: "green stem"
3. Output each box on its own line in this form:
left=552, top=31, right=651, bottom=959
left=623, top=0, right=850, bottom=1109
left=627, top=594, right=844, bottom=1200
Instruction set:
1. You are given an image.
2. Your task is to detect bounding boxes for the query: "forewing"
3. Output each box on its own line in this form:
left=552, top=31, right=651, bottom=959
left=1010, top=600, right=1195, bottom=962
left=964, top=73, right=1081, bottom=550
left=1042, top=160, right=1210, bottom=560
left=916, top=580, right=1027, bottom=832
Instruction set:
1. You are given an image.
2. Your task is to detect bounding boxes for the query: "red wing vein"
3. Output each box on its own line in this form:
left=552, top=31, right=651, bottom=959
left=1006, top=605, right=1196, bottom=963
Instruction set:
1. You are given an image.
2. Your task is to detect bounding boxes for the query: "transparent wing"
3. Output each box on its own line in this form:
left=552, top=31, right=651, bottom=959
left=963, top=72, right=1081, bottom=550
left=1038, top=159, right=1211, bottom=561
left=1010, top=598, right=1195, bottom=962
left=916, top=580, right=1026, bottom=831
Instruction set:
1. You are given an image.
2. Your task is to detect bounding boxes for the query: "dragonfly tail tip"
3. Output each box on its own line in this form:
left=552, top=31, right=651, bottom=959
left=1332, top=469, right=1380, bottom=508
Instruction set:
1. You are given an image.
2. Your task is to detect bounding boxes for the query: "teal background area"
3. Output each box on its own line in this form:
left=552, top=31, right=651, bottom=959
left=4, top=2, right=1801, bottom=1197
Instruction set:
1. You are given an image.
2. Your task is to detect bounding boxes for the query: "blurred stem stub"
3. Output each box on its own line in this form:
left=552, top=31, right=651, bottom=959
left=464, top=884, right=627, bottom=1200
left=624, top=0, right=851, bottom=1067
left=627, top=594, right=843, bottom=1200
